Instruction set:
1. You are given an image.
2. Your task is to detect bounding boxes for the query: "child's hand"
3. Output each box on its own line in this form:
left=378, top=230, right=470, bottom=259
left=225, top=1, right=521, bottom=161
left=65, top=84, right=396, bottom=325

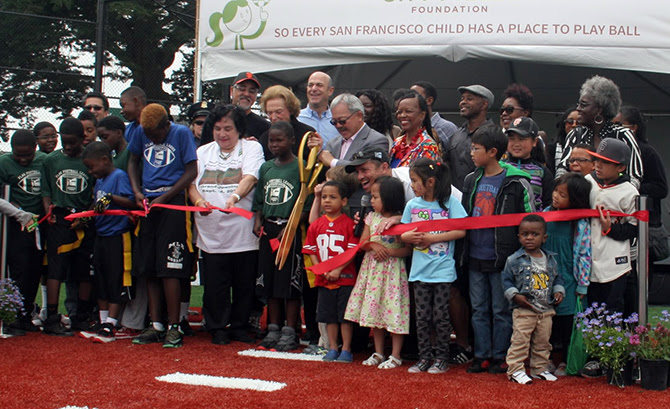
left=313, top=182, right=324, bottom=197
left=94, top=193, right=113, bottom=214
left=416, top=233, right=434, bottom=248
left=553, top=292, right=564, bottom=305
left=401, top=228, right=423, bottom=245
left=253, top=224, right=265, bottom=237
left=276, top=227, right=286, bottom=241
left=598, top=205, right=612, bottom=232
left=376, top=215, right=401, bottom=233
left=324, top=268, right=341, bottom=282
left=369, top=242, right=390, bottom=261
left=513, top=294, right=534, bottom=310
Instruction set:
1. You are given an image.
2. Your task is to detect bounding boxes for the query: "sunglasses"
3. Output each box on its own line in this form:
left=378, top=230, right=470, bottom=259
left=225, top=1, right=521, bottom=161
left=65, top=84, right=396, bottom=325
left=193, top=120, right=205, bottom=126
left=84, top=105, right=104, bottom=111
left=329, top=112, right=356, bottom=126
left=499, top=106, right=523, bottom=115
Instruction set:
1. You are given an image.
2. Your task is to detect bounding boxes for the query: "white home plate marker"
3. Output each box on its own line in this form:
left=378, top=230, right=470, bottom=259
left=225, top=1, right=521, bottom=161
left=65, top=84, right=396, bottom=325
left=238, top=349, right=325, bottom=362
left=156, top=372, right=286, bottom=392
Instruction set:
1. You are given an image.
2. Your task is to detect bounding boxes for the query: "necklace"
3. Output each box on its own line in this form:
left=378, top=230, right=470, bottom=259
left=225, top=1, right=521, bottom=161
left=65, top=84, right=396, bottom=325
left=219, top=150, right=233, bottom=160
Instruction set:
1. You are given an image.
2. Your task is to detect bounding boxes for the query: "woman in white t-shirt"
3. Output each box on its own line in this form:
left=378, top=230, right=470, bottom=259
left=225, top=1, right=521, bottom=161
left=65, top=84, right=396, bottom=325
left=188, top=104, right=265, bottom=345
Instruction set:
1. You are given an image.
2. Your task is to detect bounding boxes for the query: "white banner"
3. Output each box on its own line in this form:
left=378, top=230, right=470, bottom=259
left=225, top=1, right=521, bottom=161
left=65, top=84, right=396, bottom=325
left=198, top=0, right=670, bottom=81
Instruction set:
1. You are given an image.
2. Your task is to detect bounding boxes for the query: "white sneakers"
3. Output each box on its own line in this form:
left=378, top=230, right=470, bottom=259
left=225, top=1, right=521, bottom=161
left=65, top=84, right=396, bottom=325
left=510, top=370, right=558, bottom=385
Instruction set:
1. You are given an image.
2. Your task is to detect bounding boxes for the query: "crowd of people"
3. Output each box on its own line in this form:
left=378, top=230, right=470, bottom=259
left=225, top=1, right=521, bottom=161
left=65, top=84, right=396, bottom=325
left=1, top=70, right=667, bottom=385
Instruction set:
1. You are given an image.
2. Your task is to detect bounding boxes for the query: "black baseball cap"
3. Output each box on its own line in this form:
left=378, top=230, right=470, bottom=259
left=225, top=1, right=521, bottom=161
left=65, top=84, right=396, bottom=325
left=587, top=138, right=631, bottom=165
left=187, top=101, right=214, bottom=122
left=233, top=72, right=261, bottom=88
left=505, top=117, right=539, bottom=138
left=344, top=149, right=390, bottom=173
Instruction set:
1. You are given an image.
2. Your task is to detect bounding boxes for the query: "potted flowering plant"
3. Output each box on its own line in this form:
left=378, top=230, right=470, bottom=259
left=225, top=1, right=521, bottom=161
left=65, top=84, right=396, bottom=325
left=0, top=278, right=24, bottom=337
left=576, top=302, right=638, bottom=387
left=630, top=311, right=670, bottom=390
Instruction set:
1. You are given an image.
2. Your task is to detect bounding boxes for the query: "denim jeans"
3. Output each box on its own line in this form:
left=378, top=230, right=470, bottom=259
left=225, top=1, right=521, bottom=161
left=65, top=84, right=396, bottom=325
left=469, top=268, right=512, bottom=360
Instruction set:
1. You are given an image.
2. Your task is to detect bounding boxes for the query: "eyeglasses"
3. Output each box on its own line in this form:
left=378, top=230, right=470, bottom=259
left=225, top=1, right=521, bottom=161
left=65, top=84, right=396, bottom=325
left=470, top=146, right=485, bottom=152
left=193, top=120, right=205, bottom=126
left=564, top=119, right=578, bottom=125
left=499, top=106, right=524, bottom=115
left=84, top=105, right=104, bottom=111
left=568, top=158, right=594, bottom=164
left=37, top=134, right=58, bottom=140
left=576, top=100, right=592, bottom=110
left=233, top=84, right=259, bottom=94
left=330, top=112, right=356, bottom=126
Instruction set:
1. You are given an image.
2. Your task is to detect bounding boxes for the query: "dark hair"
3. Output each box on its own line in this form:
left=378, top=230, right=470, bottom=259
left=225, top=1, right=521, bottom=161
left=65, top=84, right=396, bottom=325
left=573, top=142, right=594, bottom=151
left=98, top=115, right=126, bottom=132
left=392, top=88, right=411, bottom=104
left=355, top=89, right=394, bottom=136
left=323, top=180, right=349, bottom=199
left=410, top=158, right=452, bottom=211
left=83, top=91, right=110, bottom=110
left=520, top=214, right=546, bottom=233
left=11, top=129, right=36, bottom=148
left=553, top=172, right=591, bottom=210
left=120, top=86, right=147, bottom=106
left=554, top=107, right=578, bottom=145
left=204, top=104, right=246, bottom=137
left=619, top=105, right=647, bottom=143
left=77, top=109, right=98, bottom=125
left=373, top=176, right=405, bottom=215
left=82, top=141, right=113, bottom=161
left=59, top=117, right=84, bottom=138
left=33, top=121, right=56, bottom=136
left=412, top=81, right=438, bottom=104
left=502, top=83, right=534, bottom=117
left=472, top=125, right=507, bottom=160
left=397, top=90, right=434, bottom=141
left=268, top=121, right=294, bottom=140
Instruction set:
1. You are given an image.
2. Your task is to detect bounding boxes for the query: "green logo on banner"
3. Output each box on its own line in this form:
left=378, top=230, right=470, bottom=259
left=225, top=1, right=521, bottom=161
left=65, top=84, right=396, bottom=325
left=206, top=0, right=270, bottom=50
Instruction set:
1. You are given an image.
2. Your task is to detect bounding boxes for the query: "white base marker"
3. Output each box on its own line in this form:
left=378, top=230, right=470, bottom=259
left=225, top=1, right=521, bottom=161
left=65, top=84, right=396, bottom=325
left=238, top=349, right=325, bottom=362
left=156, top=372, right=286, bottom=392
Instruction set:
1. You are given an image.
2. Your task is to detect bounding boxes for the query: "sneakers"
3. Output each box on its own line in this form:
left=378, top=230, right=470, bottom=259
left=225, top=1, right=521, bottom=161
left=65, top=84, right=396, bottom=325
left=303, top=344, right=328, bottom=356
left=132, top=325, right=166, bottom=345
left=580, top=360, right=605, bottom=378
left=92, top=323, right=115, bottom=343
left=510, top=370, right=533, bottom=385
left=212, top=329, right=231, bottom=345
left=70, top=313, right=96, bottom=332
left=42, top=314, right=73, bottom=337
left=115, top=327, right=142, bottom=340
left=9, top=316, right=40, bottom=333
left=448, top=344, right=474, bottom=365
left=467, top=358, right=490, bottom=373
left=323, top=349, right=339, bottom=362
left=163, top=325, right=183, bottom=348
left=275, top=326, right=299, bottom=351
left=554, top=362, right=568, bottom=377
left=532, top=371, right=558, bottom=381
left=428, top=359, right=449, bottom=374
left=230, top=329, right=255, bottom=344
left=336, top=350, right=353, bottom=363
left=179, top=318, right=195, bottom=337
left=408, top=359, right=432, bottom=373
left=488, top=358, right=508, bottom=374
left=258, top=324, right=281, bottom=350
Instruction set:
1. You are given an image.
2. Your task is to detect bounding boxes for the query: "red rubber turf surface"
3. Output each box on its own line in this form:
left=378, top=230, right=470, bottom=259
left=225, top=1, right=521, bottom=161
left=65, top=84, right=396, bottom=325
left=2, top=329, right=670, bottom=409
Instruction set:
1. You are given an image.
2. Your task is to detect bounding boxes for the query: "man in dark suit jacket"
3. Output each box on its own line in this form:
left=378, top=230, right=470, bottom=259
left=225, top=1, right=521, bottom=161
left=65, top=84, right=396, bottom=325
left=308, top=93, right=390, bottom=168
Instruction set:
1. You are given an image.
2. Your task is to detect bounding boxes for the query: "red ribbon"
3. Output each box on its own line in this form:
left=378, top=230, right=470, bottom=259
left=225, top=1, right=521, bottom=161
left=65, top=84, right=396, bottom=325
left=307, top=209, right=649, bottom=276
left=64, top=203, right=253, bottom=221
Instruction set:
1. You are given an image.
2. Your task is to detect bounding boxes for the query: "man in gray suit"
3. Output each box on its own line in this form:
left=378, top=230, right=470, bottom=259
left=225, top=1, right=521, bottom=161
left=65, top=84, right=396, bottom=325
left=308, top=93, right=390, bottom=168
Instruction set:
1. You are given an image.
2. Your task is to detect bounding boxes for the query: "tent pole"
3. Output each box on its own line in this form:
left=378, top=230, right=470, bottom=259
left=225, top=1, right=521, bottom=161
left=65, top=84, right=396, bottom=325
left=637, top=195, right=648, bottom=326
left=193, top=0, right=202, bottom=102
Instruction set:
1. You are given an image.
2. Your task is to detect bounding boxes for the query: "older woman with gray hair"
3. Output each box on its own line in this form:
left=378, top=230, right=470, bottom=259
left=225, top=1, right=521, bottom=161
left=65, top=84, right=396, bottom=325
left=556, top=75, right=643, bottom=188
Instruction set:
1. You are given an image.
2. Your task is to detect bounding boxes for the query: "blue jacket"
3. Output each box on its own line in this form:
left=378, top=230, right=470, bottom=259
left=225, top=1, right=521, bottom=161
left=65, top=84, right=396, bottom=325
left=502, top=247, right=565, bottom=312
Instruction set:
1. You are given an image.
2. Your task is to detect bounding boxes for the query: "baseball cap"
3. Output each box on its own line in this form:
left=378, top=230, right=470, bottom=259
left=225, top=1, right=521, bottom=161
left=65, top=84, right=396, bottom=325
left=233, top=72, right=261, bottom=88
left=458, top=84, right=494, bottom=107
left=187, top=101, right=214, bottom=122
left=587, top=138, right=631, bottom=165
left=505, top=117, right=539, bottom=138
left=344, top=149, right=390, bottom=173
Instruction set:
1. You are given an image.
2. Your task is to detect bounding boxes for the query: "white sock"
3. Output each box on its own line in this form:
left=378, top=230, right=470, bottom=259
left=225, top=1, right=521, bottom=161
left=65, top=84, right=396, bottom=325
left=99, top=310, right=109, bottom=324
left=106, top=317, right=118, bottom=327
left=180, top=302, right=189, bottom=321
left=152, top=321, right=165, bottom=331
left=41, top=285, right=48, bottom=309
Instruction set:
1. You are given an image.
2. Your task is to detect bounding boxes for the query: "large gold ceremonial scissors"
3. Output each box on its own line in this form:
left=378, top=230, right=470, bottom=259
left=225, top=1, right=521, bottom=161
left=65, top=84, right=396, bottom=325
left=275, top=131, right=323, bottom=269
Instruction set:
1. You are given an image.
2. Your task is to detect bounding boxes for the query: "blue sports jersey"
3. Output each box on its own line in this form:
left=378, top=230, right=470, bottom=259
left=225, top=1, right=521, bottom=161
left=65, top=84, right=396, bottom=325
left=127, top=123, right=197, bottom=198
left=94, top=168, right=134, bottom=236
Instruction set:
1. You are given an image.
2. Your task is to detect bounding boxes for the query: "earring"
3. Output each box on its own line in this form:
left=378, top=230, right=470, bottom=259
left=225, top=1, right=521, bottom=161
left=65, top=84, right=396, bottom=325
left=594, top=114, right=604, bottom=125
